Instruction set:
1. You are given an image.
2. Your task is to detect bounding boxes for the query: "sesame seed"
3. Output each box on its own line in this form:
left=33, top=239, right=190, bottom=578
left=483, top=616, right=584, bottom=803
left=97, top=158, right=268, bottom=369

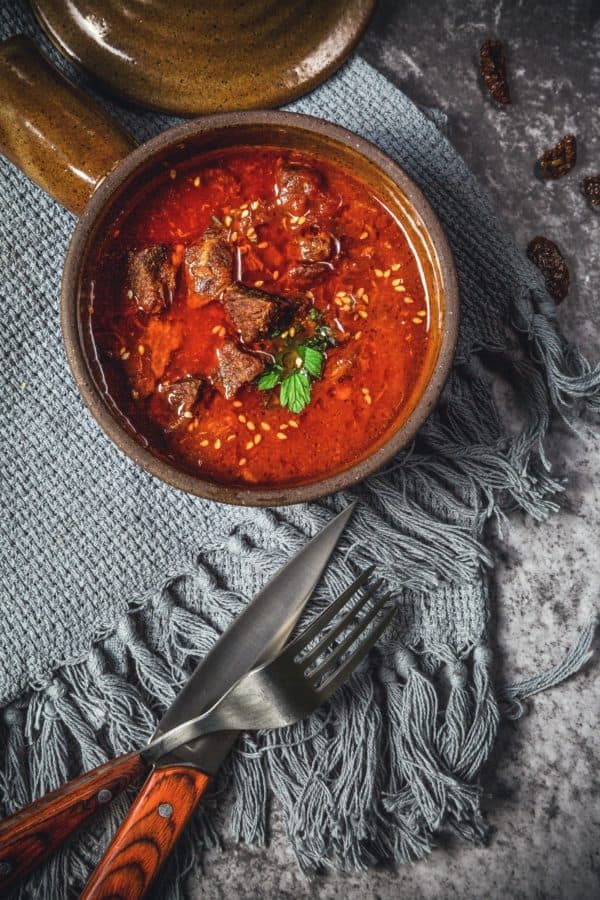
left=240, top=209, right=250, bottom=219
left=289, top=326, right=296, bottom=337
left=246, top=421, right=256, bottom=431
left=169, top=169, right=176, bottom=179
left=183, top=411, right=193, bottom=419
left=383, top=269, right=391, bottom=278
left=306, top=290, right=315, bottom=300
left=391, top=263, right=401, bottom=271
left=358, top=309, right=368, bottom=319
left=404, top=296, right=414, bottom=304
left=417, top=310, right=427, bottom=316
left=354, top=331, right=362, bottom=341
left=334, top=298, right=343, bottom=307
left=279, top=423, right=288, bottom=430
left=289, top=214, right=299, bottom=224
left=138, top=344, right=145, bottom=355
left=126, top=289, right=133, bottom=299
left=260, top=421, right=271, bottom=431
left=374, top=268, right=383, bottom=278
left=131, top=390, right=139, bottom=399
left=258, top=241, right=268, bottom=249
left=211, top=325, right=220, bottom=334
left=280, top=330, right=289, bottom=339
left=219, top=326, right=226, bottom=337
left=272, top=270, right=280, bottom=280
left=360, top=231, right=369, bottom=240
left=392, top=278, right=401, bottom=286
left=276, top=432, right=287, bottom=440
left=254, top=433, right=262, bottom=445
left=364, top=394, right=372, bottom=405
left=295, top=356, right=303, bottom=368
left=254, top=280, right=265, bottom=287
left=193, top=176, right=201, bottom=187
left=356, top=287, right=364, bottom=299
left=233, top=399, right=243, bottom=408
left=121, top=351, right=130, bottom=360
left=224, top=215, right=232, bottom=227
left=288, top=420, right=299, bottom=428
left=297, top=215, right=306, bottom=225
left=240, top=202, right=249, bottom=210
left=214, top=438, right=222, bottom=450
left=412, top=317, right=423, bottom=324
left=227, top=434, right=236, bottom=441
left=200, top=439, right=209, bottom=447
left=245, top=440, right=254, bottom=450
left=395, top=285, right=406, bottom=292
left=251, top=200, right=259, bottom=210
left=230, top=231, right=238, bottom=242
left=238, top=414, right=247, bottom=423
left=238, top=457, right=247, bottom=466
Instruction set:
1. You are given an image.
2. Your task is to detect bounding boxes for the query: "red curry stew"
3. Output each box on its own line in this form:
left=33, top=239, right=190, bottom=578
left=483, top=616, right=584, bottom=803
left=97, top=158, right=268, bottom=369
left=87, top=147, right=436, bottom=488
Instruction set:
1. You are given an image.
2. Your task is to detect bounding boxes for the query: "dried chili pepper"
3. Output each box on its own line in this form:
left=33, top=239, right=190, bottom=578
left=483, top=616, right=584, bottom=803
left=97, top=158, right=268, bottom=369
left=581, top=175, right=600, bottom=208
left=538, top=134, right=577, bottom=180
left=480, top=38, right=510, bottom=105
left=526, top=236, right=570, bottom=304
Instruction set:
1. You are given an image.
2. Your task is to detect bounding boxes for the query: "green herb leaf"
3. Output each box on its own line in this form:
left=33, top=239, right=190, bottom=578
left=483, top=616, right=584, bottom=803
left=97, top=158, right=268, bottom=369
left=280, top=371, right=311, bottom=414
left=257, top=365, right=283, bottom=390
left=309, top=307, right=321, bottom=322
left=299, top=344, right=323, bottom=378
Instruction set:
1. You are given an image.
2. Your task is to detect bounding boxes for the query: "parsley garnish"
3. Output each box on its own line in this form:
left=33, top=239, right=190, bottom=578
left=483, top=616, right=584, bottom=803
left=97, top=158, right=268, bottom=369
left=280, top=370, right=312, bottom=413
left=257, top=319, right=332, bottom=414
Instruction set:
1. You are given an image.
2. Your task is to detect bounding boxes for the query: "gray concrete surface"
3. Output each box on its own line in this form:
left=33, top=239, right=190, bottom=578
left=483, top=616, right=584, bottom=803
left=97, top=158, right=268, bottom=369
left=189, top=2, right=600, bottom=897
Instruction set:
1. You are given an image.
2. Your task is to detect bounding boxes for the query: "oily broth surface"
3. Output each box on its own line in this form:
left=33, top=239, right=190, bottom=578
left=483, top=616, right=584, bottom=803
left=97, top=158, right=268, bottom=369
left=87, top=147, right=434, bottom=488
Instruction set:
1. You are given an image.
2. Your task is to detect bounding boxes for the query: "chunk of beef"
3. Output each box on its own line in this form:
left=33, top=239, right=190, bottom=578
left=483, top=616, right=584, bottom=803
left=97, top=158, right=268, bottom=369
left=291, top=231, right=333, bottom=262
left=128, top=244, right=177, bottom=314
left=222, top=282, right=293, bottom=343
left=184, top=226, right=233, bottom=308
left=286, top=262, right=332, bottom=287
left=214, top=341, right=264, bottom=399
left=275, top=164, right=322, bottom=214
left=156, top=376, right=203, bottom=431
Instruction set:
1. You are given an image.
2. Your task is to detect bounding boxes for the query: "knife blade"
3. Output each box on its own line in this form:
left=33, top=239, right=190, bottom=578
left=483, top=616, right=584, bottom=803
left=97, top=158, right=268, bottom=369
left=153, top=501, right=356, bottom=773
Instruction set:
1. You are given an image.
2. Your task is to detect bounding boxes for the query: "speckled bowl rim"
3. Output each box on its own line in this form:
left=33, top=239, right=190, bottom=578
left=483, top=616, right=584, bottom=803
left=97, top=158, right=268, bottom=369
left=31, top=0, right=376, bottom=117
left=61, top=110, right=459, bottom=507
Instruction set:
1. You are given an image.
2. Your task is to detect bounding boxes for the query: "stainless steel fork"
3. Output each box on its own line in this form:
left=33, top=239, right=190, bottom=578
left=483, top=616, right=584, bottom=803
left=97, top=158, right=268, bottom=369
left=144, top=567, right=393, bottom=760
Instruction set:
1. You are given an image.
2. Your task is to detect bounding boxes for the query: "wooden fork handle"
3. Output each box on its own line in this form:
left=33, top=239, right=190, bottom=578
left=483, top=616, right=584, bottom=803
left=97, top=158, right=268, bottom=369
left=0, top=751, right=148, bottom=892
left=81, top=764, right=211, bottom=899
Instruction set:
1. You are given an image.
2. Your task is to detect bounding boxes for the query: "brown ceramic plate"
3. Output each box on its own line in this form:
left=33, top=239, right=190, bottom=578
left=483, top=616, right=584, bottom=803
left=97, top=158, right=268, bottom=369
left=30, top=0, right=376, bottom=116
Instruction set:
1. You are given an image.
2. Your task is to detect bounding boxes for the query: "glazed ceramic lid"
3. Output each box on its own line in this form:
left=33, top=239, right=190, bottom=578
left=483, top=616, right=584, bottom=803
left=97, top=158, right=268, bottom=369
left=31, top=0, right=375, bottom=116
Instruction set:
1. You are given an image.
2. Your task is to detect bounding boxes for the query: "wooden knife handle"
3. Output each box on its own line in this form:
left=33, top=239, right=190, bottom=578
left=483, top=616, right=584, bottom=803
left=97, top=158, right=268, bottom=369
left=0, top=751, right=148, bottom=892
left=81, top=765, right=211, bottom=899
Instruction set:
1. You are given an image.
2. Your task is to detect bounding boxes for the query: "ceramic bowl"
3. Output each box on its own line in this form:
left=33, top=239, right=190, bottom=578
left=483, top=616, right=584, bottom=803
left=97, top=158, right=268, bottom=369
left=0, top=37, right=459, bottom=506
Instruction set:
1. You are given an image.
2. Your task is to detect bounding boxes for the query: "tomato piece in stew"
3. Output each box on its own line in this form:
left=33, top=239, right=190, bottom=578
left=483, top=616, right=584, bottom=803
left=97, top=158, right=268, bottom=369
left=86, top=147, right=437, bottom=488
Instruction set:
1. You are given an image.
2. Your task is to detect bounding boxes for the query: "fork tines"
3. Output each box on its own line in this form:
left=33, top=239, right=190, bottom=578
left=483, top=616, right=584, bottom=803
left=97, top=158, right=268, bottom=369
left=287, top=567, right=394, bottom=698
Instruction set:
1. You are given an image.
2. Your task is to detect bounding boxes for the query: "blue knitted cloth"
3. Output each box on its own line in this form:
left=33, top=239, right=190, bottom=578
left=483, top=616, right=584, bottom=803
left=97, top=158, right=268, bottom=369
left=0, top=5, right=598, bottom=898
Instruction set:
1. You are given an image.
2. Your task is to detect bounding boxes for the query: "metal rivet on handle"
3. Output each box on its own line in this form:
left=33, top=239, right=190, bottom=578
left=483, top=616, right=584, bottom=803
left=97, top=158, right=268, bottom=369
left=158, top=803, right=173, bottom=819
left=97, top=789, right=112, bottom=804
left=0, top=862, right=13, bottom=877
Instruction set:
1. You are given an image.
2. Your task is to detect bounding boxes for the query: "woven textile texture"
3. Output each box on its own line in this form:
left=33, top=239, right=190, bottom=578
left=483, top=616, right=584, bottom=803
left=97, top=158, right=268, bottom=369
left=0, top=5, right=598, bottom=898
